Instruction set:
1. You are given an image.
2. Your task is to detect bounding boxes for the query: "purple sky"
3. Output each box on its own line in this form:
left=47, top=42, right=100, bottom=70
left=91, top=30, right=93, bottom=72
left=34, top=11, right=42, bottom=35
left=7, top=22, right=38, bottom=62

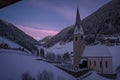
left=0, top=0, right=111, bottom=40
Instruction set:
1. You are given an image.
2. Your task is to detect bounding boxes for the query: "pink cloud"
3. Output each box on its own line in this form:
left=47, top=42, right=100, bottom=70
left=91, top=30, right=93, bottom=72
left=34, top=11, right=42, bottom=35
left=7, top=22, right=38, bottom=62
left=16, top=25, right=58, bottom=40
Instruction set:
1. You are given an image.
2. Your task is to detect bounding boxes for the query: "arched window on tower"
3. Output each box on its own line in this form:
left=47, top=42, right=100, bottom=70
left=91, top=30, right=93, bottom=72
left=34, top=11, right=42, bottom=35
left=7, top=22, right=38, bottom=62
left=81, top=35, right=83, bottom=40
left=75, top=37, right=78, bottom=41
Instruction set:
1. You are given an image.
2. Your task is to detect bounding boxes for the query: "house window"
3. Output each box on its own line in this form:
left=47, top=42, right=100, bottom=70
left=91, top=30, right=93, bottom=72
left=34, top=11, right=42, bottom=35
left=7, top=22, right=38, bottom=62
left=94, top=61, right=96, bottom=67
left=106, top=61, right=108, bottom=68
left=100, top=61, right=102, bottom=68
left=75, top=37, right=78, bottom=41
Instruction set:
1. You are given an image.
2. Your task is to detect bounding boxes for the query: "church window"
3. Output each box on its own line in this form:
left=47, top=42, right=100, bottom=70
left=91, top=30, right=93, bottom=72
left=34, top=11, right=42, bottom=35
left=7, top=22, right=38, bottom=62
left=94, top=61, right=96, bottom=67
left=100, top=61, right=102, bottom=68
left=75, top=37, right=78, bottom=41
left=89, top=61, right=91, bottom=66
left=81, top=36, right=83, bottom=40
left=106, top=61, right=108, bottom=68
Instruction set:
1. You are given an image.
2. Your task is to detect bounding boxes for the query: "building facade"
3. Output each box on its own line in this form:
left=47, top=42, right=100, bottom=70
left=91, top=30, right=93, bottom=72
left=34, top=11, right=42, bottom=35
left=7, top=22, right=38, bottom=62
left=82, top=45, right=113, bottom=74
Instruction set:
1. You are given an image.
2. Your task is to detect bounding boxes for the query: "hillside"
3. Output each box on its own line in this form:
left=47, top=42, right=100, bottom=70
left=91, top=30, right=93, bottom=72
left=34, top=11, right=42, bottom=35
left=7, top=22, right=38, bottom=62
left=0, top=49, right=76, bottom=80
left=0, top=19, right=38, bottom=51
left=45, top=0, right=120, bottom=47
left=0, top=36, right=20, bottom=48
left=39, top=35, right=53, bottom=45
left=45, top=25, right=74, bottom=47
left=82, top=0, right=120, bottom=35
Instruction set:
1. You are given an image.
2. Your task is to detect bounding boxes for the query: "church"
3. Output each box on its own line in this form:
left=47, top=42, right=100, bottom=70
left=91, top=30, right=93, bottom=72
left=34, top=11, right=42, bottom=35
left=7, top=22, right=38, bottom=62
left=73, top=8, right=113, bottom=74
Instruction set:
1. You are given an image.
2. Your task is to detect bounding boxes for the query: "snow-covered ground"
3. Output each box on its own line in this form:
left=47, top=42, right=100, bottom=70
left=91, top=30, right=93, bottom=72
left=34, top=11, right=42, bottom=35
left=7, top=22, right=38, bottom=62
left=1, top=37, right=120, bottom=80
left=0, top=37, right=32, bottom=54
left=108, top=46, right=120, bottom=71
left=46, top=41, right=73, bottom=54
left=47, top=41, right=120, bottom=72
left=0, top=49, right=76, bottom=80
left=0, top=37, right=20, bottom=48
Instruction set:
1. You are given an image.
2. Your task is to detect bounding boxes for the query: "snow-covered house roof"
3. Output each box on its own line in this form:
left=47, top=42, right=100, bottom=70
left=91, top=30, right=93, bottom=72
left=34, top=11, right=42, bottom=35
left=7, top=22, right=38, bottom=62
left=104, top=36, right=118, bottom=40
left=82, top=45, right=111, bottom=57
left=83, top=71, right=110, bottom=80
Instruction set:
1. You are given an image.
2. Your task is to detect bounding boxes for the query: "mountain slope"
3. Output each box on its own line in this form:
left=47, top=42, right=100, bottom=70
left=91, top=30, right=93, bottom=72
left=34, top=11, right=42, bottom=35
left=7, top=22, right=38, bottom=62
left=45, top=0, right=120, bottom=47
left=39, top=35, right=53, bottom=45
left=82, top=0, right=120, bottom=34
left=45, top=25, right=74, bottom=47
left=0, top=19, right=38, bottom=51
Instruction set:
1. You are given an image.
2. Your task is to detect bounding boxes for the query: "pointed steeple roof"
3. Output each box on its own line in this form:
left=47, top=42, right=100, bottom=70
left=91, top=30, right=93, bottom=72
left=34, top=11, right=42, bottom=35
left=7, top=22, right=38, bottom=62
left=75, top=8, right=81, bottom=26
left=74, top=8, right=84, bottom=35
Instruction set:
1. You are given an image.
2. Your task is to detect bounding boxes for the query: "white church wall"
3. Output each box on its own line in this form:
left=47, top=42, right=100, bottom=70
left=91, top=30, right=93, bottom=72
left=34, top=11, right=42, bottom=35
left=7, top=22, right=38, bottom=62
left=102, top=57, right=113, bottom=74
left=87, top=57, right=113, bottom=74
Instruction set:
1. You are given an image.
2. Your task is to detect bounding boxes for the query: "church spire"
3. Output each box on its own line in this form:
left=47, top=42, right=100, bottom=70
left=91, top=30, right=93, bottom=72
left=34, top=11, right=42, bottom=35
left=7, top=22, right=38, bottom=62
left=74, top=8, right=84, bottom=35
left=75, top=8, right=81, bottom=26
left=73, top=6, right=85, bottom=67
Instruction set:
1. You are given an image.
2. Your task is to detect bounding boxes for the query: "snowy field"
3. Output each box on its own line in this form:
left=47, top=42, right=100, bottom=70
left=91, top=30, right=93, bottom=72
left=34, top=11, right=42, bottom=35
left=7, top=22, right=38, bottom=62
left=0, top=49, right=76, bottom=80
left=1, top=49, right=120, bottom=80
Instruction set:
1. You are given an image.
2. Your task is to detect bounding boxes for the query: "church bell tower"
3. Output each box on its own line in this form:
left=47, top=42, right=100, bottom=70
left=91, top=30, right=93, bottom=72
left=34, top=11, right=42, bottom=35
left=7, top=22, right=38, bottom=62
left=73, top=8, right=85, bottom=67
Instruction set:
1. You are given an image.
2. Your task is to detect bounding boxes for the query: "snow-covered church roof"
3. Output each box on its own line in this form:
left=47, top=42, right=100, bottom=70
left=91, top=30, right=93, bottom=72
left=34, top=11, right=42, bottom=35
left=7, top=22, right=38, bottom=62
left=83, top=71, right=110, bottom=80
left=82, top=45, right=111, bottom=57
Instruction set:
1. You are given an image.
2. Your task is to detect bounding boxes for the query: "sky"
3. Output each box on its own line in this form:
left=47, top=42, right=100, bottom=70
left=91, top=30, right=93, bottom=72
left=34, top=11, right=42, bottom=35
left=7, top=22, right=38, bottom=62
left=0, top=0, right=111, bottom=40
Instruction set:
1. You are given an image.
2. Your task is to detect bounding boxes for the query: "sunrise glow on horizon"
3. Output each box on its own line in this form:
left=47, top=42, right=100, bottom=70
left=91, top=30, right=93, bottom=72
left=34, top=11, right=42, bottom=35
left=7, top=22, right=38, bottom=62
left=0, top=0, right=111, bottom=40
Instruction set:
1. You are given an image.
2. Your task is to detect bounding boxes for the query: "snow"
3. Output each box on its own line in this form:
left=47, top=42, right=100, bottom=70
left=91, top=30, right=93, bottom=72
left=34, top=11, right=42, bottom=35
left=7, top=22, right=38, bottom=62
left=0, top=49, right=76, bottom=80
left=104, top=36, right=118, bottom=40
left=47, top=41, right=73, bottom=54
left=83, top=45, right=111, bottom=57
left=47, top=41, right=120, bottom=72
left=108, top=46, right=120, bottom=71
left=82, top=71, right=110, bottom=80
left=0, top=37, right=20, bottom=48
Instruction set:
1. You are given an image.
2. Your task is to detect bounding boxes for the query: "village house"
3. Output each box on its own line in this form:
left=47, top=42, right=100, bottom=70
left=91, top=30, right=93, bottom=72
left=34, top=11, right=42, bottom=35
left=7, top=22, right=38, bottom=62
left=0, top=41, right=9, bottom=49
